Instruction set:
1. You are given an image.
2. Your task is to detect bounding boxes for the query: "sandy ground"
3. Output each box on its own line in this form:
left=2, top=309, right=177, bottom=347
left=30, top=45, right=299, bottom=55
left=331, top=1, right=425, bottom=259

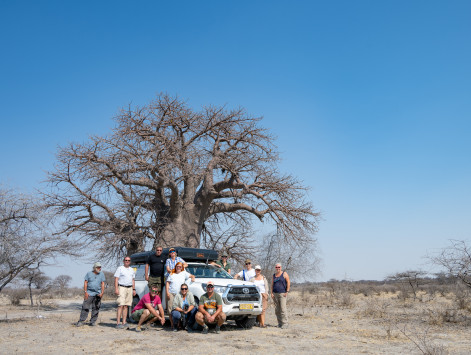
left=0, top=292, right=470, bottom=355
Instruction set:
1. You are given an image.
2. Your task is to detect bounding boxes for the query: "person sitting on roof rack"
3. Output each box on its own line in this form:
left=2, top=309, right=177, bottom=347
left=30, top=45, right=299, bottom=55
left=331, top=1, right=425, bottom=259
left=210, top=251, right=231, bottom=274
left=165, top=248, right=188, bottom=277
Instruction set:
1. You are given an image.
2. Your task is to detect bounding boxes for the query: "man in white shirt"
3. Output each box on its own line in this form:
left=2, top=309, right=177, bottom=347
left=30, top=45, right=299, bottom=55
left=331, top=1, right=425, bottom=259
left=114, top=256, right=136, bottom=329
left=234, top=259, right=256, bottom=281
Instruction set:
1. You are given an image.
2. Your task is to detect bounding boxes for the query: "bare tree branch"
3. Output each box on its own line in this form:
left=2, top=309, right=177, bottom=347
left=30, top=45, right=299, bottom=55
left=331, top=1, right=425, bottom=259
left=0, top=187, right=80, bottom=293
left=43, top=93, right=321, bottom=262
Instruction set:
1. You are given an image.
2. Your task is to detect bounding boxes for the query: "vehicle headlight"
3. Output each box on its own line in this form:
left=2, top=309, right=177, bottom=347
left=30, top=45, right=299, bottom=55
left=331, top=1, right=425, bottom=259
left=202, top=283, right=227, bottom=294
left=213, top=285, right=227, bottom=294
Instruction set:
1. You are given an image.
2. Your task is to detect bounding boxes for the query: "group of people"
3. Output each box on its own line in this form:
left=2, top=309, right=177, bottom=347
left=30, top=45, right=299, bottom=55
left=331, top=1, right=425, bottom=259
left=75, top=246, right=291, bottom=332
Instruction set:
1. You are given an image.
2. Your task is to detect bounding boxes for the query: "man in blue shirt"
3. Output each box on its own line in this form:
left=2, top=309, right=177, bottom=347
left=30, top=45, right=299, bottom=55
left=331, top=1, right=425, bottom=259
left=76, top=262, right=106, bottom=327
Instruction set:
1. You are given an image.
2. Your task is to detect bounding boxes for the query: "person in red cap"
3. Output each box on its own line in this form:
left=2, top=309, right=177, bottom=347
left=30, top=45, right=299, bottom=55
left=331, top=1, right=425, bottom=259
left=195, top=281, right=226, bottom=334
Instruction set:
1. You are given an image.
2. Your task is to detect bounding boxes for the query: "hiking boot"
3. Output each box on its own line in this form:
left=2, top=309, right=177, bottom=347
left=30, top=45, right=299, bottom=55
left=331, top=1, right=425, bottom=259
left=122, top=323, right=129, bottom=329
left=89, top=322, right=97, bottom=327
left=215, top=325, right=221, bottom=334
left=202, top=325, right=209, bottom=334
left=116, top=324, right=124, bottom=329
left=135, top=326, right=142, bottom=332
left=75, top=321, right=84, bottom=327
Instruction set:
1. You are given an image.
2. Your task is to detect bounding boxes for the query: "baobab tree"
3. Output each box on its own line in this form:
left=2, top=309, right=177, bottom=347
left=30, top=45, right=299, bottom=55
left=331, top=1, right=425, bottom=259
left=44, top=94, right=320, bottom=260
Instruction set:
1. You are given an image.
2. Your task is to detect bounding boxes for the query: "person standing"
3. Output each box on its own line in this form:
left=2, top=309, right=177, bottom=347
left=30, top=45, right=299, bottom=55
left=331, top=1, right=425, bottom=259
left=271, top=263, right=290, bottom=329
left=250, top=265, right=269, bottom=328
left=76, top=262, right=105, bottom=327
left=234, top=259, right=255, bottom=281
left=114, top=256, right=136, bottom=329
left=145, top=246, right=165, bottom=294
left=195, top=281, right=226, bottom=334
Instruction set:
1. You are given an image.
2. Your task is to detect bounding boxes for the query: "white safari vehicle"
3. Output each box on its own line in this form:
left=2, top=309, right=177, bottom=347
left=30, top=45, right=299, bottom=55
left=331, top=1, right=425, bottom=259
left=130, top=247, right=262, bottom=328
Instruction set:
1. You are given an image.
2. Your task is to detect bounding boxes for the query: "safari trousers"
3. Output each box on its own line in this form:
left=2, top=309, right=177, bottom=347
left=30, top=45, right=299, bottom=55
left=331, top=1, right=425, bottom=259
left=79, top=295, right=101, bottom=324
left=273, top=293, right=288, bottom=326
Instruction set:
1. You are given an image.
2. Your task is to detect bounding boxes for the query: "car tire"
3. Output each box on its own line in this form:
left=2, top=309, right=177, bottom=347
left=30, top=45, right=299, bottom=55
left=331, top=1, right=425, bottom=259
left=235, top=316, right=256, bottom=329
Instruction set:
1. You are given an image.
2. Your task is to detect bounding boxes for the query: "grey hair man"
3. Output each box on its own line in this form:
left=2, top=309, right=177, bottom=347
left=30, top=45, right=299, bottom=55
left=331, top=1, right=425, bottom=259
left=76, top=262, right=106, bottom=327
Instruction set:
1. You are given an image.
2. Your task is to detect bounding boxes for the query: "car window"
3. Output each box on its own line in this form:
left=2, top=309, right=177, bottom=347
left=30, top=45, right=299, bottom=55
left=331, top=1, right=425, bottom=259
left=131, top=264, right=146, bottom=281
left=186, top=264, right=233, bottom=279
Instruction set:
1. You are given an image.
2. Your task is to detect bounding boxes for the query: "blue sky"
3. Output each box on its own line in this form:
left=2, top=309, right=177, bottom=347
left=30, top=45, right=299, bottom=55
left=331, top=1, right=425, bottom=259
left=1, top=1, right=470, bottom=286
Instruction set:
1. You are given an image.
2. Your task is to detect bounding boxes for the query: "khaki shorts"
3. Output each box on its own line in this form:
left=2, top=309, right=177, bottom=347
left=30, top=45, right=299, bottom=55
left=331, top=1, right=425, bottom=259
left=131, top=307, right=158, bottom=322
left=167, top=293, right=175, bottom=315
left=117, top=286, right=133, bottom=306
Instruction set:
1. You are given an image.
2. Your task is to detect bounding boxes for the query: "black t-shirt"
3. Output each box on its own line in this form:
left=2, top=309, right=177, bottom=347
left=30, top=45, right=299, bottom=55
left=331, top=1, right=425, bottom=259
left=147, top=254, right=166, bottom=277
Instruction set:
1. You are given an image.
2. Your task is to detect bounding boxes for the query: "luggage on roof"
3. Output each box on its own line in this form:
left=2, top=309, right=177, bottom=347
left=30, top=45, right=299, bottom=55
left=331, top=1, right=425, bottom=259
left=130, top=247, right=219, bottom=264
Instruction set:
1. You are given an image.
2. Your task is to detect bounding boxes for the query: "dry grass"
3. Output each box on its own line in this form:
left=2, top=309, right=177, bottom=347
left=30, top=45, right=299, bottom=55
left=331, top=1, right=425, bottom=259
left=1, top=282, right=470, bottom=354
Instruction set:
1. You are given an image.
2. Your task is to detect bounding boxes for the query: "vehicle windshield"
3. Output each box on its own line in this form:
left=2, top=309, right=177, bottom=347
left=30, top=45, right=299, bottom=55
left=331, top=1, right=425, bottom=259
left=186, top=264, right=233, bottom=279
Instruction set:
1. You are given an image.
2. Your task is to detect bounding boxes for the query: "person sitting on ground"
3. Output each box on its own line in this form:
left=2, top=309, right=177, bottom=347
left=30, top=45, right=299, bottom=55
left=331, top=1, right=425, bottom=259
left=211, top=251, right=231, bottom=274
left=76, top=262, right=105, bottom=327
left=250, top=265, right=269, bottom=328
left=195, top=281, right=226, bottom=334
left=166, top=262, right=195, bottom=329
left=131, top=285, right=165, bottom=332
left=171, top=283, right=197, bottom=332
left=165, top=248, right=188, bottom=277
left=234, top=259, right=255, bottom=281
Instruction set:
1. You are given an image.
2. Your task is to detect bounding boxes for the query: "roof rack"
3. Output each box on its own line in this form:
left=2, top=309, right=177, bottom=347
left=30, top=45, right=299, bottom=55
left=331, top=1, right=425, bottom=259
left=130, top=247, right=219, bottom=264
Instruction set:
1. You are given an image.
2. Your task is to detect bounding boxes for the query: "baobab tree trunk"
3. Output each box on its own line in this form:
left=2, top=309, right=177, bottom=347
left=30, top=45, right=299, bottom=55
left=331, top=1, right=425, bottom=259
left=152, top=210, right=202, bottom=249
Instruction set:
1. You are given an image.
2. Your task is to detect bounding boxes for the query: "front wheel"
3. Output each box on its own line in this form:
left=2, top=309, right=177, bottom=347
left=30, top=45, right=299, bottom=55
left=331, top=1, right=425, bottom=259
left=235, top=316, right=256, bottom=329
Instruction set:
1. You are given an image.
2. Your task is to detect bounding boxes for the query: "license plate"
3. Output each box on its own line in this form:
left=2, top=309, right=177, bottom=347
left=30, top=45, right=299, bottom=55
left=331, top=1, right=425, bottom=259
left=239, top=304, right=253, bottom=310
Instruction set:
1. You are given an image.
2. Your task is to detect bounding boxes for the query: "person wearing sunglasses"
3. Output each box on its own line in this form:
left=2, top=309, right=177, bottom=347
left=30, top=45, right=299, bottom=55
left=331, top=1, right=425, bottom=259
left=250, top=265, right=269, bottom=328
left=234, top=259, right=255, bottom=281
left=165, top=248, right=188, bottom=277
left=166, top=262, right=195, bottom=329
left=195, top=281, right=226, bottom=334
left=76, top=262, right=105, bottom=327
left=211, top=251, right=231, bottom=274
left=271, top=263, right=290, bottom=329
left=131, top=285, right=165, bottom=332
left=114, top=256, right=136, bottom=329
left=171, top=283, right=197, bottom=332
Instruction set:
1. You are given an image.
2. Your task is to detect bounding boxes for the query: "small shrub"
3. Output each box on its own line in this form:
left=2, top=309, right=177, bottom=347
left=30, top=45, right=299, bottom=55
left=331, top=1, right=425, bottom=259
left=9, top=289, right=26, bottom=306
left=357, top=298, right=390, bottom=319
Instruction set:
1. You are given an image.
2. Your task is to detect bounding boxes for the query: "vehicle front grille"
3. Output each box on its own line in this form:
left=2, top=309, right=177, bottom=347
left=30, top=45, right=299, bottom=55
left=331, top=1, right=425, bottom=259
left=226, top=286, right=260, bottom=302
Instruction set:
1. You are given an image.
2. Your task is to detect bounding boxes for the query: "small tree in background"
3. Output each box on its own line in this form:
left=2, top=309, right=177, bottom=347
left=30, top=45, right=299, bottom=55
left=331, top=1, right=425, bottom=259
left=20, top=267, right=51, bottom=306
left=53, top=275, right=72, bottom=298
left=430, top=240, right=471, bottom=289
left=387, top=270, right=427, bottom=300
left=0, top=187, right=79, bottom=293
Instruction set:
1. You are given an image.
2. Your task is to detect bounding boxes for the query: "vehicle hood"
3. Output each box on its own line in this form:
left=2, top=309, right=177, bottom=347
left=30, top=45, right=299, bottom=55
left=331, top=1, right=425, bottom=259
left=192, top=278, right=254, bottom=287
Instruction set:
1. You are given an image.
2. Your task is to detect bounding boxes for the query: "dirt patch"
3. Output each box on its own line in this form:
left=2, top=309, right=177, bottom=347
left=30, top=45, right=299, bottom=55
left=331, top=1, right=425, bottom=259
left=0, top=293, right=470, bottom=354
